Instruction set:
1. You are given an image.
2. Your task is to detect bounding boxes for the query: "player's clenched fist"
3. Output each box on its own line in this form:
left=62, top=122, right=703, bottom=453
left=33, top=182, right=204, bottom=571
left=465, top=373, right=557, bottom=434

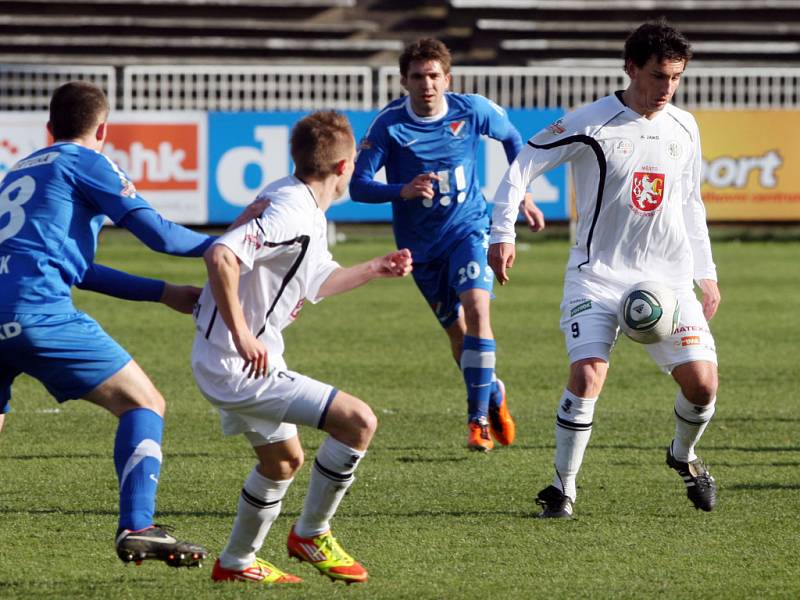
left=400, top=172, right=440, bottom=200
left=372, top=248, right=413, bottom=277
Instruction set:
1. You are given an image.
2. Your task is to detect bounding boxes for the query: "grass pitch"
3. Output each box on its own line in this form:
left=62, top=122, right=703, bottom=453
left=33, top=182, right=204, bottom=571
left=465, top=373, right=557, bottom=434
left=1, top=227, right=798, bottom=599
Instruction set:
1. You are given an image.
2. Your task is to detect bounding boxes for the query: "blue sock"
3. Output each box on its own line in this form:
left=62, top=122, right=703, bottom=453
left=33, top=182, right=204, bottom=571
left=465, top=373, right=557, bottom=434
left=461, top=336, right=496, bottom=421
left=114, top=408, right=163, bottom=531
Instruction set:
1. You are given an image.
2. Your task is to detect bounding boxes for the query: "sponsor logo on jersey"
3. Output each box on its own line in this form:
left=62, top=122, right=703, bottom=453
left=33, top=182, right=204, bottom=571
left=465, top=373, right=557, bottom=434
left=244, top=233, right=262, bottom=249
left=0, top=255, right=10, bottom=274
left=358, top=137, right=372, bottom=151
left=680, top=335, right=701, bottom=347
left=570, top=300, right=592, bottom=316
left=616, top=139, right=634, bottom=156
left=631, top=171, right=665, bottom=212
left=289, top=299, right=305, bottom=320
left=0, top=320, right=22, bottom=340
left=448, top=120, right=466, bottom=137
left=547, top=118, right=566, bottom=135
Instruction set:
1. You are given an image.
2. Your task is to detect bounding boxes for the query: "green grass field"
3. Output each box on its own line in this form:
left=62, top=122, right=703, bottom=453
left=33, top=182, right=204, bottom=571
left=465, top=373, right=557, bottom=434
left=1, top=227, right=798, bottom=599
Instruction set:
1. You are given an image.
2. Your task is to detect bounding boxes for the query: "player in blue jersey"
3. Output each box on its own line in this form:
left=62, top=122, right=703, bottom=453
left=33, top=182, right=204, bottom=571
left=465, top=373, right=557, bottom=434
left=350, top=38, right=545, bottom=451
left=0, top=80, right=231, bottom=568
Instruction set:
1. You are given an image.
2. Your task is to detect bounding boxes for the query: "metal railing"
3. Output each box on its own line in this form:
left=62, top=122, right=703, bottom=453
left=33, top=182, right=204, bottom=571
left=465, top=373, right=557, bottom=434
left=2, top=63, right=800, bottom=112
left=122, top=65, right=373, bottom=111
left=0, top=65, right=116, bottom=110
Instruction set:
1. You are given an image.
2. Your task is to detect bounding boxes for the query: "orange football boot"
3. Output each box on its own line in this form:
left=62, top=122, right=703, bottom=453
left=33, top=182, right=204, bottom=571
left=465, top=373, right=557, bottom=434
left=488, top=379, right=516, bottom=446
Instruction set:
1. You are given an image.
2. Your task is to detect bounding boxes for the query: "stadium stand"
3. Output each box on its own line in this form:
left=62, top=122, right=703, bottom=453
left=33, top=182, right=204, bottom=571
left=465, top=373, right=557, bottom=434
left=445, top=0, right=800, bottom=65
left=0, top=0, right=402, bottom=66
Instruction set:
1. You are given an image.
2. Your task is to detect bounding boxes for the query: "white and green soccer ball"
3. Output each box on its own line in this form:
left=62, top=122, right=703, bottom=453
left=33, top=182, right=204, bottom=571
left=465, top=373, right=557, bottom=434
left=617, top=281, right=680, bottom=344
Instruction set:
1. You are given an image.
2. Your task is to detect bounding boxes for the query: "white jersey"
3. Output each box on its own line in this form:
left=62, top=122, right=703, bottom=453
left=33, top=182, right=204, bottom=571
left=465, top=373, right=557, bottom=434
left=491, top=93, right=716, bottom=294
left=191, top=175, right=340, bottom=403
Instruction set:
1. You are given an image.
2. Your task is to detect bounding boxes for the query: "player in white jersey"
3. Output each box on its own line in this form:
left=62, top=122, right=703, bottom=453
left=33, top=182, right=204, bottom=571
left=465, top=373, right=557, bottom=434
left=191, top=111, right=412, bottom=585
left=489, top=22, right=721, bottom=517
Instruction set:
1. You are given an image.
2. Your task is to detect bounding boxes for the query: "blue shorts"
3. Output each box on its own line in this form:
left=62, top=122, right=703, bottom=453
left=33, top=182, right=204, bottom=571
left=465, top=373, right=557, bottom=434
left=0, top=312, right=131, bottom=412
left=411, top=230, right=495, bottom=329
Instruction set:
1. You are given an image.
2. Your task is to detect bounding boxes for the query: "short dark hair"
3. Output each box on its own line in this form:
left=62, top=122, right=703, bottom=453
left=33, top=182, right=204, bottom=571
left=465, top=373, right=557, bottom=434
left=399, top=38, right=452, bottom=77
left=291, top=111, right=354, bottom=179
left=623, top=20, right=692, bottom=69
left=48, top=81, right=109, bottom=140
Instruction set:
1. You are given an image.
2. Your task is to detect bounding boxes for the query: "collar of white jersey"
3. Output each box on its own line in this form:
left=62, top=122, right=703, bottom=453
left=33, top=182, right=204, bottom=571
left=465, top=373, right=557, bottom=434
left=289, top=174, right=320, bottom=209
left=404, top=94, right=449, bottom=123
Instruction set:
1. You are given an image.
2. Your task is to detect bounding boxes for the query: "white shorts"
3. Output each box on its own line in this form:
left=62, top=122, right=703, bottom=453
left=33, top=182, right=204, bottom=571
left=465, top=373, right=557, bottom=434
left=560, top=285, right=717, bottom=373
left=195, top=367, right=337, bottom=447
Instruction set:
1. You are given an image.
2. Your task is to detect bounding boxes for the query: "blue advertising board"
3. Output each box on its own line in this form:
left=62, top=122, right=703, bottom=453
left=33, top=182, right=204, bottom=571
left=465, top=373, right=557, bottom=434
left=208, top=108, right=568, bottom=224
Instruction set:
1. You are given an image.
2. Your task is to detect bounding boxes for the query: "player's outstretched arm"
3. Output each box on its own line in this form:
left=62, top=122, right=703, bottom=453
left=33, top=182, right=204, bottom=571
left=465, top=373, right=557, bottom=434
left=204, top=244, right=269, bottom=378
left=488, top=242, right=516, bottom=286
left=317, top=249, right=412, bottom=298
left=227, top=198, right=271, bottom=231
left=79, top=263, right=201, bottom=314
left=120, top=206, right=214, bottom=257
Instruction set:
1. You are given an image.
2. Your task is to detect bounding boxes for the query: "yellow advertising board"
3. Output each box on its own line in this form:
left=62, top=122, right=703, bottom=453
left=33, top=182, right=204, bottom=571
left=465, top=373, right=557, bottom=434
left=695, top=110, right=800, bottom=221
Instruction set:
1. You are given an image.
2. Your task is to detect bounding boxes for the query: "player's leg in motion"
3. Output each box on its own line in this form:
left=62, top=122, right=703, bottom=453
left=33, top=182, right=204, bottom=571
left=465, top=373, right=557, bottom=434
left=667, top=360, right=718, bottom=511
left=212, top=436, right=303, bottom=584
left=536, top=358, right=606, bottom=518
left=458, top=288, right=516, bottom=451
left=85, top=361, right=207, bottom=567
left=288, top=391, right=374, bottom=584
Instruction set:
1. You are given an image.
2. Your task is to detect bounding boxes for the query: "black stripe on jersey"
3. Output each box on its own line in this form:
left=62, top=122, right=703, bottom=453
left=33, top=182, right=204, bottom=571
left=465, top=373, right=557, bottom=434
left=556, top=415, right=593, bottom=431
left=203, top=234, right=311, bottom=340
left=256, top=235, right=311, bottom=338
left=528, top=136, right=607, bottom=269
left=313, top=458, right=353, bottom=483
left=204, top=306, right=218, bottom=339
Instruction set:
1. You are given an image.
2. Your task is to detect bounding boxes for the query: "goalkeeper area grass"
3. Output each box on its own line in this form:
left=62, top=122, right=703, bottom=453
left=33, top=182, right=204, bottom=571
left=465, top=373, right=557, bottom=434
left=1, top=226, right=798, bottom=599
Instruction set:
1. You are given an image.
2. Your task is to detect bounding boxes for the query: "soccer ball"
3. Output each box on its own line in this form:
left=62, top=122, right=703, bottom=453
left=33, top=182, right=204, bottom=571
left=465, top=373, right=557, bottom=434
left=617, top=281, right=680, bottom=344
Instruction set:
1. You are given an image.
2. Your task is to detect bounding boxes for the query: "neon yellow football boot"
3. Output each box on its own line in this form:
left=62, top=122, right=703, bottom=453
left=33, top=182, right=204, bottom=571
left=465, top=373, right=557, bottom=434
left=287, top=526, right=368, bottom=584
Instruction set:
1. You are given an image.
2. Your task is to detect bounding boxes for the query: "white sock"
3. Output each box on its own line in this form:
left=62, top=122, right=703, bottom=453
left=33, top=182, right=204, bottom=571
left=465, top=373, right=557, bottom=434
left=552, top=390, right=597, bottom=502
left=294, top=437, right=365, bottom=538
left=672, top=391, right=716, bottom=462
left=219, top=467, right=292, bottom=570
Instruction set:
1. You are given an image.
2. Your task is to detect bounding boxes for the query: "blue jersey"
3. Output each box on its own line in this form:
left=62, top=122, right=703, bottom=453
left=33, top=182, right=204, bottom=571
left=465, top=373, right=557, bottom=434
left=0, top=142, right=151, bottom=314
left=350, top=93, right=523, bottom=263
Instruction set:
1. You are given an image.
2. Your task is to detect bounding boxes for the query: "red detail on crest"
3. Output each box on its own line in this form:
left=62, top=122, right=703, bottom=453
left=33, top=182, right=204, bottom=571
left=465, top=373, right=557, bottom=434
left=631, top=172, right=665, bottom=212
left=448, top=121, right=465, bottom=136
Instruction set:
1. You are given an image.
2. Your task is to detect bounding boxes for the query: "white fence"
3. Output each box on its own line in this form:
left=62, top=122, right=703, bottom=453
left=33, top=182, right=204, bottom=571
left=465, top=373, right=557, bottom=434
left=122, top=65, right=373, bottom=111
left=3, top=64, right=800, bottom=111
left=379, top=65, right=800, bottom=110
left=0, top=65, right=116, bottom=110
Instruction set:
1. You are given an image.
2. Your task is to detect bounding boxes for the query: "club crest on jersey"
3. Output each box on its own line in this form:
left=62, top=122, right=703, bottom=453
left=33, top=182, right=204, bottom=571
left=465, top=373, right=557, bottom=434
left=547, top=119, right=566, bottom=135
left=120, top=177, right=137, bottom=198
left=631, top=171, right=665, bottom=213
left=448, top=121, right=466, bottom=137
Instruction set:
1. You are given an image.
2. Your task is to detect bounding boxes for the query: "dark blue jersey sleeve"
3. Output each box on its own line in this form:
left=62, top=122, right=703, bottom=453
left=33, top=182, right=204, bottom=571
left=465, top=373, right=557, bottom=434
left=350, top=116, right=405, bottom=204
left=76, top=263, right=165, bottom=302
left=119, top=207, right=215, bottom=257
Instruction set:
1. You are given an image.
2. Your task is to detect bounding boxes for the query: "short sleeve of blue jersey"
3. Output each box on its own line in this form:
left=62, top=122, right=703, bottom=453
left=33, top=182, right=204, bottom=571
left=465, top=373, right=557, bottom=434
left=76, top=153, right=151, bottom=223
left=469, top=95, right=523, bottom=162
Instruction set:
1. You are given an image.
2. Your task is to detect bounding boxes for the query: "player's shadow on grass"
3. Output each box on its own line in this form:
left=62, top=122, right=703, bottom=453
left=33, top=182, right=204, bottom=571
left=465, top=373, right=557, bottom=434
left=1, top=451, right=229, bottom=461
left=725, top=482, right=800, bottom=491
left=0, top=507, right=243, bottom=518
